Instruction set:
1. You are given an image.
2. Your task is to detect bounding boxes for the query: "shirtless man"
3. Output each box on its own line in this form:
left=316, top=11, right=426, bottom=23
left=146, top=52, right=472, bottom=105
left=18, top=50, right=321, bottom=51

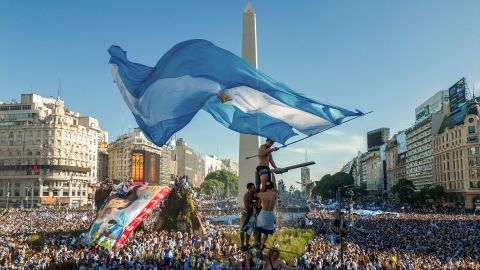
left=240, top=183, right=256, bottom=250
left=255, top=188, right=277, bottom=249
left=256, top=138, right=279, bottom=192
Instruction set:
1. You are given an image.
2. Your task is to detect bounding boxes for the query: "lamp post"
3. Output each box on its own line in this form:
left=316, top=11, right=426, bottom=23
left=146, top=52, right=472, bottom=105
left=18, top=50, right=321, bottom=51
left=6, top=182, right=10, bottom=209
left=336, top=184, right=355, bottom=267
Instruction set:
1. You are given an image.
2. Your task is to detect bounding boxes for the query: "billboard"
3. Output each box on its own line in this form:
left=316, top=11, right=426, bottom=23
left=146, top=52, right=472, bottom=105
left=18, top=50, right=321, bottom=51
left=131, top=152, right=144, bottom=181
left=131, top=150, right=160, bottom=184
left=449, top=78, right=466, bottom=113
left=144, top=151, right=160, bottom=184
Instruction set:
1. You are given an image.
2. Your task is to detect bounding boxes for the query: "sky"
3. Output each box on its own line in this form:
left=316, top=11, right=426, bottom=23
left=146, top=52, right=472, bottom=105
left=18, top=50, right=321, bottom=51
left=1, top=1, right=480, bottom=189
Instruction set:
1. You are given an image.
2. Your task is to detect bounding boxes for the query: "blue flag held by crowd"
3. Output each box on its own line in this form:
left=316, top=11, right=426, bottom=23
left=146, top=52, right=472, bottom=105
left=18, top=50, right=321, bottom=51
left=109, top=39, right=363, bottom=146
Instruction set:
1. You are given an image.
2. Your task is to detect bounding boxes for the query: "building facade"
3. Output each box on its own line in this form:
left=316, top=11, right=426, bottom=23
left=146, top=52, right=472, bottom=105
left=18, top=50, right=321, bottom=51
left=107, top=128, right=174, bottom=186
left=367, top=128, right=390, bottom=152
left=406, top=91, right=450, bottom=190
left=97, top=142, right=109, bottom=183
left=362, top=151, right=382, bottom=191
left=433, top=98, right=480, bottom=209
left=385, top=133, right=407, bottom=193
left=175, top=138, right=205, bottom=187
left=406, top=112, right=447, bottom=189
left=0, top=94, right=106, bottom=207
left=221, top=158, right=239, bottom=176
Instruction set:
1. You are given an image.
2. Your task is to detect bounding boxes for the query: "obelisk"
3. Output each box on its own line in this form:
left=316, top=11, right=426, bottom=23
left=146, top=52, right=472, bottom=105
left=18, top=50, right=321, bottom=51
left=238, top=2, right=261, bottom=203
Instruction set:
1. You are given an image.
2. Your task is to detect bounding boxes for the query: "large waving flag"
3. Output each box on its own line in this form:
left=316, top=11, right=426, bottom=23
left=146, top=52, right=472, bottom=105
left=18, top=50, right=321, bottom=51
left=109, top=39, right=363, bottom=146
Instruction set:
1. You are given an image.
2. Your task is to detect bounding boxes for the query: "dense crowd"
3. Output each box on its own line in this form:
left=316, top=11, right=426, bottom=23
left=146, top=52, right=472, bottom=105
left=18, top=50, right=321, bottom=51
left=1, top=200, right=480, bottom=269
left=292, top=210, right=480, bottom=269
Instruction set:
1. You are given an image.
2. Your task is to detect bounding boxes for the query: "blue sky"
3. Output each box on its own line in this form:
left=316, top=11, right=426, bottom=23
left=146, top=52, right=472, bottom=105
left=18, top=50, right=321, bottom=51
left=2, top=1, right=480, bottom=188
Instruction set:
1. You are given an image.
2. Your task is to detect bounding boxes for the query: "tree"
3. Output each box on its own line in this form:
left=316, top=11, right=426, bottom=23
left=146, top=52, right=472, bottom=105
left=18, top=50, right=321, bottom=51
left=311, top=172, right=354, bottom=199
left=200, top=179, right=224, bottom=196
left=201, top=169, right=238, bottom=197
left=412, top=185, right=448, bottom=206
left=391, top=178, right=416, bottom=203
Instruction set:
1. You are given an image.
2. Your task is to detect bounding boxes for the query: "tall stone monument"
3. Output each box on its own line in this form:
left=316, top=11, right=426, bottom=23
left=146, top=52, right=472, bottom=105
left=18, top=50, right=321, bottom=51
left=238, top=3, right=261, bottom=203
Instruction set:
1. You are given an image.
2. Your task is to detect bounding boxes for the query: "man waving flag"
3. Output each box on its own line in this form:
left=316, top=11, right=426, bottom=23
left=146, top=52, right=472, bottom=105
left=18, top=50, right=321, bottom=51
left=109, top=39, right=363, bottom=147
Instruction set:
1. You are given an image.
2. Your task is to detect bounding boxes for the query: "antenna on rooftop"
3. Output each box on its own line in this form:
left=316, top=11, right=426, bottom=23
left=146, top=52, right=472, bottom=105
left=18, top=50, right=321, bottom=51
left=57, top=78, right=62, bottom=100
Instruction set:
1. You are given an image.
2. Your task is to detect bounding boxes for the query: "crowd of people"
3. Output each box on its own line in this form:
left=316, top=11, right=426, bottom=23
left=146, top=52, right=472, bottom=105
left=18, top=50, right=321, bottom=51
left=288, top=210, right=480, bottom=269
left=0, top=203, right=479, bottom=269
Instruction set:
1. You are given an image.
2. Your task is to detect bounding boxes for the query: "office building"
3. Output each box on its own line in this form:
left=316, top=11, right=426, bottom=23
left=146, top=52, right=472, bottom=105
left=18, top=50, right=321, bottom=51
left=433, top=98, right=480, bottom=209
left=108, top=128, right=174, bottom=186
left=0, top=94, right=106, bottom=207
left=367, top=128, right=390, bottom=152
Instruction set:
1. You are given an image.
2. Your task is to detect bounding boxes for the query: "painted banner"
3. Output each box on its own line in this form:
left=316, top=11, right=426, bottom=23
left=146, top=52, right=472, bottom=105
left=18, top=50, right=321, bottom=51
left=82, top=185, right=171, bottom=250
left=115, top=186, right=170, bottom=248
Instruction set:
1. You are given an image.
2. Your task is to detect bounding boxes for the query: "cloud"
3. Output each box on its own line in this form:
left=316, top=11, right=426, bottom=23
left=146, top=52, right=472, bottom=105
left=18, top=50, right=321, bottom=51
left=288, top=132, right=365, bottom=155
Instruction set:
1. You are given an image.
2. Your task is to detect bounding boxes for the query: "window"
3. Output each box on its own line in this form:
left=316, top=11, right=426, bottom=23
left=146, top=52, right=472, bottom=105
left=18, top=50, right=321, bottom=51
left=43, top=191, right=49, bottom=196
left=468, top=136, right=478, bottom=143
left=469, top=117, right=475, bottom=123
left=63, top=191, right=69, bottom=196
left=469, top=126, right=476, bottom=134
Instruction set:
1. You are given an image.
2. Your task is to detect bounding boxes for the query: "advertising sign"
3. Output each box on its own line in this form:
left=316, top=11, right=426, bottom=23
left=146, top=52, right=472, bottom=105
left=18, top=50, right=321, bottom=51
left=449, top=78, right=466, bottom=113
left=40, top=197, right=56, bottom=205
left=415, top=105, right=429, bottom=121
left=131, top=152, right=144, bottom=181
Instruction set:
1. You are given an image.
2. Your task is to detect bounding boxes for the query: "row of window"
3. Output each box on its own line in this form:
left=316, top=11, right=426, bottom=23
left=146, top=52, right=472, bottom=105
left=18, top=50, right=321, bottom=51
left=0, top=190, right=87, bottom=197
left=0, top=105, right=32, bottom=111
left=0, top=113, right=34, bottom=121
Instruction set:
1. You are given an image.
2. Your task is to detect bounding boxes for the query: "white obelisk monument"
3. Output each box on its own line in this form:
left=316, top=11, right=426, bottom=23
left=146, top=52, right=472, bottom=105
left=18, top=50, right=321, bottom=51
left=238, top=2, right=261, bottom=203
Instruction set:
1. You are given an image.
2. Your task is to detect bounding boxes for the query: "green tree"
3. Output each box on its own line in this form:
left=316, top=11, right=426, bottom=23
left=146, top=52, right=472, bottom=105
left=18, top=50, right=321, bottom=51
left=412, top=185, right=448, bottom=206
left=391, top=178, right=416, bottom=203
left=311, top=172, right=354, bottom=199
left=202, top=169, right=238, bottom=197
left=200, top=178, right=224, bottom=196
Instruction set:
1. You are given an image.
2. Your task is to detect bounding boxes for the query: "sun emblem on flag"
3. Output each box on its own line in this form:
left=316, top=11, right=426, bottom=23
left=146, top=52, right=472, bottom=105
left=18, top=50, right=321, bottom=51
left=217, top=92, right=231, bottom=103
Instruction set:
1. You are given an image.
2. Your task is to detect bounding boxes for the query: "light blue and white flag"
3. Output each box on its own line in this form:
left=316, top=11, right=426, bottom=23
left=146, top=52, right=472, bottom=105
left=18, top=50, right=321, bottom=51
left=109, top=39, right=363, bottom=146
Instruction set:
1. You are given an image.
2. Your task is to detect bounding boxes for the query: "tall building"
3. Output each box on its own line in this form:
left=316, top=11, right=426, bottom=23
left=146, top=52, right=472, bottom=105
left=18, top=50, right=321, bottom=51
left=357, top=153, right=368, bottom=188
left=204, top=155, right=224, bottom=176
left=362, top=151, right=382, bottom=191
left=107, top=128, right=174, bottom=186
left=175, top=138, right=205, bottom=187
left=367, top=128, right=390, bottom=152
left=221, top=158, right=239, bottom=176
left=238, top=3, right=261, bottom=203
left=433, top=98, right=480, bottom=209
left=406, top=91, right=449, bottom=189
left=97, top=144, right=109, bottom=183
left=385, top=132, right=407, bottom=193
left=0, top=93, right=106, bottom=207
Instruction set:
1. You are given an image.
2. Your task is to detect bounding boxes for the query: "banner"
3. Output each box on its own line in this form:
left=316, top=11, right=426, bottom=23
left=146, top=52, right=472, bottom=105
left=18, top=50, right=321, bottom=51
left=449, top=78, right=466, bottom=113
left=115, top=186, right=170, bottom=248
left=82, top=185, right=171, bottom=250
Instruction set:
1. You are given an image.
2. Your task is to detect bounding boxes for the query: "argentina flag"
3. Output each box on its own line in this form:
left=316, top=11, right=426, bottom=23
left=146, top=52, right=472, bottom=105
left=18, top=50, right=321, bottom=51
left=109, top=39, right=363, bottom=146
